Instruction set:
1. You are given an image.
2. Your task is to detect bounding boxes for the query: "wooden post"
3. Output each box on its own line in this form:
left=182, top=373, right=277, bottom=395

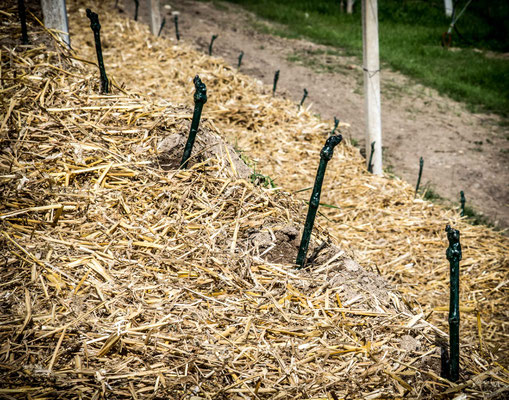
left=362, top=0, right=382, bottom=175
left=346, top=0, right=355, bottom=14
left=147, top=0, right=161, bottom=36
left=40, top=0, right=70, bottom=48
left=444, top=0, right=453, bottom=17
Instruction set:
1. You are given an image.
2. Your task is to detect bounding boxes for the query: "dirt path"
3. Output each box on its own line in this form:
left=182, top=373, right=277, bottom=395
left=124, top=0, right=509, bottom=229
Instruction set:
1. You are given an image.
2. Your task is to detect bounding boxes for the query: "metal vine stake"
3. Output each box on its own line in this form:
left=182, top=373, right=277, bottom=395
left=17, top=0, right=29, bottom=45
left=367, top=141, right=375, bottom=173
left=415, top=156, right=424, bottom=197
left=299, top=88, right=308, bottom=108
left=331, top=117, right=339, bottom=135
left=173, top=14, right=180, bottom=41
left=446, top=224, right=462, bottom=382
left=208, top=34, right=218, bottom=56
left=86, top=9, right=109, bottom=94
left=296, top=135, right=343, bottom=268
left=158, top=17, right=166, bottom=37
left=237, top=51, right=244, bottom=69
left=133, top=0, right=139, bottom=21
left=460, top=191, right=465, bottom=217
left=181, top=75, right=207, bottom=168
left=272, top=69, right=280, bottom=96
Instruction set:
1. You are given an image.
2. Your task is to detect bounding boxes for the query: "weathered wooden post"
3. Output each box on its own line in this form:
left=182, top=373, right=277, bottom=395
left=86, top=9, right=109, bottom=94
left=41, top=0, right=70, bottom=48
left=181, top=76, right=207, bottom=168
left=148, top=0, right=161, bottom=36
left=446, top=224, right=461, bottom=382
left=362, top=0, right=382, bottom=175
left=296, top=135, right=343, bottom=268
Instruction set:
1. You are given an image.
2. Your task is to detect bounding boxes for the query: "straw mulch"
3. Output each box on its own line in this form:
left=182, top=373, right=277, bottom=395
left=72, top=0, right=509, bottom=369
left=0, top=0, right=507, bottom=398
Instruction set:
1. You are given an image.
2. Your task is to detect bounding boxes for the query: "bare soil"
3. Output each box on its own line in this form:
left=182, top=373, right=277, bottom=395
left=127, top=0, right=509, bottom=229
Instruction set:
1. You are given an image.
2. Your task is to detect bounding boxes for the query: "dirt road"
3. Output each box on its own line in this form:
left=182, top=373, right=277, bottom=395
left=123, top=0, right=509, bottom=229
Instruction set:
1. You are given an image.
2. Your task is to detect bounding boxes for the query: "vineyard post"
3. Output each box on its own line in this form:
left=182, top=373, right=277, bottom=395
left=41, top=0, right=70, bottom=48
left=296, top=135, right=343, bottom=268
left=367, top=141, right=375, bottom=173
left=158, top=17, right=166, bottom=37
left=299, top=88, right=308, bottom=108
left=181, top=76, right=207, bottom=168
left=272, top=70, right=280, bottom=96
left=446, top=224, right=461, bottom=382
left=415, top=157, right=424, bottom=197
left=208, top=34, right=218, bottom=56
left=17, top=0, right=29, bottom=44
left=331, top=117, right=339, bottom=135
left=237, top=51, right=244, bottom=69
left=173, top=13, right=180, bottom=41
left=133, top=0, right=139, bottom=21
left=86, top=9, right=109, bottom=93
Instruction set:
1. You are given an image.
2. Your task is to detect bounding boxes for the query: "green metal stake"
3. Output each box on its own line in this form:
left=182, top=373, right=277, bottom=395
left=237, top=51, right=244, bottom=69
left=180, top=75, right=207, bottom=168
left=296, top=135, right=343, bottom=268
left=415, top=156, right=424, bottom=197
left=272, top=69, right=280, bottom=96
left=331, top=117, right=339, bottom=135
left=460, top=191, right=465, bottom=217
left=208, top=34, right=218, bottom=56
left=133, top=0, right=139, bottom=21
left=367, top=141, right=375, bottom=173
left=158, top=17, right=166, bottom=37
left=299, top=88, right=308, bottom=108
left=173, top=14, right=180, bottom=41
left=446, top=224, right=461, bottom=382
left=86, top=9, right=109, bottom=94
left=18, top=0, right=29, bottom=45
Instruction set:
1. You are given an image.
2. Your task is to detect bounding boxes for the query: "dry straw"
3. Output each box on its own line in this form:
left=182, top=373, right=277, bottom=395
left=0, top=0, right=507, bottom=398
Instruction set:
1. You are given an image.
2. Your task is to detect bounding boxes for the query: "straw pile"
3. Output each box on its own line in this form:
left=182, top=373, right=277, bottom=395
left=0, top=0, right=507, bottom=398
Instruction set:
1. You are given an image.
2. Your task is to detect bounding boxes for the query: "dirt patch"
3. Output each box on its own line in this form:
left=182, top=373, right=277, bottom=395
left=150, top=0, right=509, bottom=229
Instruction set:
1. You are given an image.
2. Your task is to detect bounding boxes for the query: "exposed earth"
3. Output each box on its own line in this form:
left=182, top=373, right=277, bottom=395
left=123, top=0, right=508, bottom=229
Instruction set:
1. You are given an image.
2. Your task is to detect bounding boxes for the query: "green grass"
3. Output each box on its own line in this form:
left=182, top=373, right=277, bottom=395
left=220, top=0, right=509, bottom=117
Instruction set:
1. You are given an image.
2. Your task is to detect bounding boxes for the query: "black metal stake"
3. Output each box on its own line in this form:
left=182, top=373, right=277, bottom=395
left=18, top=0, right=29, bottom=45
left=133, top=0, right=139, bottom=21
left=86, top=9, right=109, bottom=94
left=296, top=135, right=343, bottom=268
left=460, top=191, right=465, bottom=217
left=173, top=14, right=180, bottom=41
left=272, top=69, right=280, bottom=96
left=181, top=76, right=207, bottom=168
left=367, top=141, right=375, bottom=173
left=415, top=156, right=424, bottom=197
left=446, top=224, right=461, bottom=382
left=299, top=88, right=308, bottom=108
left=158, top=17, right=166, bottom=37
left=208, top=34, right=218, bottom=56
left=331, top=117, right=339, bottom=135
left=237, top=51, right=244, bottom=69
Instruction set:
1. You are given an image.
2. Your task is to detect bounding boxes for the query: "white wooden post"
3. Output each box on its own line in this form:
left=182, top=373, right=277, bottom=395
left=362, top=0, right=382, bottom=175
left=444, top=0, right=453, bottom=17
left=40, top=0, right=70, bottom=48
left=147, top=0, right=161, bottom=36
left=347, top=0, right=355, bottom=14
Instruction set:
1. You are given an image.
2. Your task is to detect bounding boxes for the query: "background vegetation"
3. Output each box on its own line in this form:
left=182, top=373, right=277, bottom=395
left=222, top=0, right=509, bottom=117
